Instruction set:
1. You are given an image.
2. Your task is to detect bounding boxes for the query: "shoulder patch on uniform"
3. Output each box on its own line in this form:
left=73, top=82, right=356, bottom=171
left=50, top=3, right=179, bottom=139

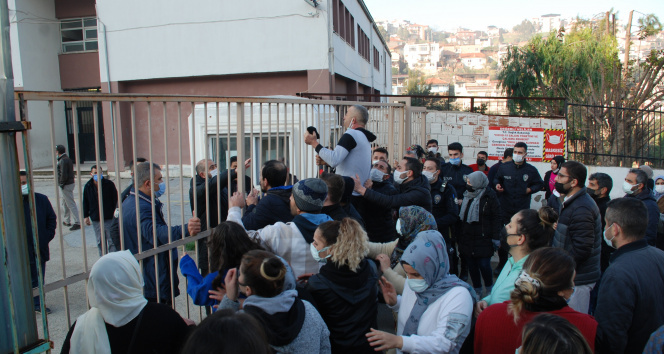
left=523, top=174, right=529, bottom=182
left=434, top=194, right=442, bottom=204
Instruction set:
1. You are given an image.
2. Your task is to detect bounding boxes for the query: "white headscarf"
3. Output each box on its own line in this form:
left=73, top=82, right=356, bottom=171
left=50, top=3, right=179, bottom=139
left=70, top=251, right=148, bottom=354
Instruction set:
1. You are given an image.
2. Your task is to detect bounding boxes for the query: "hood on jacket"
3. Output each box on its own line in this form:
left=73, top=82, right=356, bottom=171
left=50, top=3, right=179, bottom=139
left=292, top=213, right=333, bottom=243
left=266, top=186, right=292, bottom=202
left=316, top=259, right=377, bottom=305
left=243, top=294, right=305, bottom=347
left=355, top=127, right=377, bottom=143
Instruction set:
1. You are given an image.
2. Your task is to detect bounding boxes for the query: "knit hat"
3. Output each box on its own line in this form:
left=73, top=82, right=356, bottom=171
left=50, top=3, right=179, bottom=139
left=292, top=178, right=328, bottom=212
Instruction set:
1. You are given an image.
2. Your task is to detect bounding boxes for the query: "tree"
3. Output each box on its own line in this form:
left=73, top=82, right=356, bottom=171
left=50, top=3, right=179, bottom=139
left=498, top=13, right=664, bottom=166
left=397, top=27, right=410, bottom=40
left=512, top=19, right=537, bottom=42
left=378, top=26, right=389, bottom=42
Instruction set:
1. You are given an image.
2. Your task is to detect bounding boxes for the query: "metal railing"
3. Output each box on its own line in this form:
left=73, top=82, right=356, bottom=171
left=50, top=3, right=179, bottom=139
left=298, top=92, right=567, bottom=118
left=10, top=90, right=421, bottom=351
left=567, top=103, right=664, bottom=167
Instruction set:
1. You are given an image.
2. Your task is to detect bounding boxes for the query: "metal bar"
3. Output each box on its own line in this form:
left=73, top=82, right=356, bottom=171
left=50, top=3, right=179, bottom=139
left=92, top=102, right=106, bottom=255
left=147, top=102, right=160, bottom=303
left=71, top=102, right=90, bottom=310
left=112, top=100, right=125, bottom=251
left=163, top=102, right=175, bottom=307
left=177, top=102, right=189, bottom=319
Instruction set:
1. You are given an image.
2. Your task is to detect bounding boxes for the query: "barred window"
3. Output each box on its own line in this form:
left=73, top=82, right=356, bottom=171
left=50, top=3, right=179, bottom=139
left=61, top=17, right=98, bottom=53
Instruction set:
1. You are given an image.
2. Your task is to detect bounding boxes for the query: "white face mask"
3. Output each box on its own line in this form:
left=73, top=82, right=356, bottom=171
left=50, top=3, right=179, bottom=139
left=407, top=277, right=429, bottom=293
left=603, top=224, right=615, bottom=248
left=656, top=185, right=664, bottom=194
left=623, top=181, right=637, bottom=195
left=347, top=118, right=355, bottom=130
left=370, top=168, right=387, bottom=182
left=428, top=147, right=437, bottom=154
left=310, top=243, right=331, bottom=263
left=209, top=168, right=218, bottom=178
left=21, top=184, right=29, bottom=195
left=395, top=218, right=402, bottom=235
left=422, top=170, right=436, bottom=183
left=513, top=154, right=525, bottom=163
left=372, top=160, right=379, bottom=165
left=393, top=169, right=409, bottom=184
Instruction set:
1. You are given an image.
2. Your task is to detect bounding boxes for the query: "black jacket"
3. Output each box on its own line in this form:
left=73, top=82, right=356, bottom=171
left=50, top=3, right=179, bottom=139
left=363, top=175, right=432, bottom=212
left=487, top=160, right=502, bottom=190
left=362, top=180, right=398, bottom=243
left=595, top=239, right=664, bottom=353
left=542, top=170, right=556, bottom=200
left=628, top=189, right=659, bottom=246
left=493, top=161, right=544, bottom=221
left=459, top=188, right=502, bottom=258
left=242, top=187, right=293, bottom=230
left=593, top=195, right=613, bottom=272
left=121, top=183, right=133, bottom=204
left=306, top=259, right=378, bottom=353
left=23, top=193, right=57, bottom=263
left=188, top=171, right=235, bottom=231
left=551, top=188, right=601, bottom=285
left=429, top=178, right=459, bottom=241
left=56, top=153, right=75, bottom=187
left=83, top=178, right=118, bottom=221
left=321, top=204, right=349, bottom=221
left=440, top=163, right=473, bottom=196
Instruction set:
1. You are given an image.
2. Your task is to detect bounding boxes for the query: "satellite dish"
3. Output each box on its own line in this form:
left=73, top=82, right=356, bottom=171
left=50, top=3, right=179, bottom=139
left=304, top=0, right=319, bottom=7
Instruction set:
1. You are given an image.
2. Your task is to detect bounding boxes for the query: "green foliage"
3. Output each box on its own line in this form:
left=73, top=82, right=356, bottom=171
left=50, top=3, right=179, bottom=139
left=397, top=27, right=410, bottom=40
left=638, top=14, right=663, bottom=39
left=510, top=19, right=537, bottom=42
left=378, top=26, right=389, bottom=42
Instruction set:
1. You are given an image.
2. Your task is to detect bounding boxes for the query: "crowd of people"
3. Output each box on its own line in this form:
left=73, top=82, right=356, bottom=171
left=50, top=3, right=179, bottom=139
left=21, top=104, right=664, bottom=353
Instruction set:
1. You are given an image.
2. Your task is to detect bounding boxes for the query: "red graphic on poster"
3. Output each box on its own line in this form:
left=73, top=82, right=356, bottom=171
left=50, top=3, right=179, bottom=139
left=543, top=129, right=566, bottom=161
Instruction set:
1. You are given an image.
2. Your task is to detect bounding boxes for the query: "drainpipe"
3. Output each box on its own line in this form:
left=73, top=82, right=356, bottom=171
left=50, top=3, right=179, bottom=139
left=370, top=29, right=374, bottom=100
left=101, top=21, right=119, bottom=173
left=0, top=0, right=39, bottom=351
left=327, top=0, right=334, bottom=94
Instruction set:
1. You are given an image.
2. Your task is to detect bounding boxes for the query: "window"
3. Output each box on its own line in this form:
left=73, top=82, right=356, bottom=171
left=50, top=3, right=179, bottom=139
left=61, top=17, right=98, bottom=53
left=358, top=27, right=370, bottom=62
left=373, top=47, right=380, bottom=70
left=333, top=0, right=355, bottom=47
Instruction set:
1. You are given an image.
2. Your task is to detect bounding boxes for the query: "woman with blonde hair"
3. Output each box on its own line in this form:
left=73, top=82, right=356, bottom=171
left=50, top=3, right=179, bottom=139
left=306, top=218, right=378, bottom=353
left=474, top=248, right=597, bottom=354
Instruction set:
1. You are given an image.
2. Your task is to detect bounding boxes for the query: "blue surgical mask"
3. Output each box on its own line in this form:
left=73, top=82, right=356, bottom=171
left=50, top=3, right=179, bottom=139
left=154, top=182, right=166, bottom=198
left=603, top=224, right=615, bottom=248
left=93, top=174, right=103, bottom=182
left=370, top=168, right=387, bottom=182
left=450, top=157, right=461, bottom=166
left=565, top=286, right=576, bottom=304
left=310, top=243, right=331, bottom=263
left=21, top=184, right=29, bottom=196
left=407, top=278, right=429, bottom=293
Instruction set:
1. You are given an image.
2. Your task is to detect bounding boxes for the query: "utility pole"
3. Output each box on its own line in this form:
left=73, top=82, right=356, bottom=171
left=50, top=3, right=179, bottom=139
left=624, top=10, right=634, bottom=76
left=0, top=0, right=39, bottom=351
left=606, top=12, right=611, bottom=37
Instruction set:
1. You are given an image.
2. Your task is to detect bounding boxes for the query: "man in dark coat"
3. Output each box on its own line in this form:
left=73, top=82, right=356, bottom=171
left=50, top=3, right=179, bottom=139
left=120, top=158, right=147, bottom=203
left=587, top=172, right=614, bottom=271
left=551, top=161, right=601, bottom=314
left=125, top=162, right=200, bottom=304
left=423, top=157, right=460, bottom=274
left=352, top=157, right=431, bottom=212
left=243, top=160, right=294, bottom=230
left=595, top=197, right=664, bottom=353
left=487, top=148, right=512, bottom=190
left=360, top=160, right=398, bottom=242
left=623, top=168, right=659, bottom=246
left=83, top=165, right=119, bottom=256
left=56, top=144, right=80, bottom=230
left=20, top=171, right=57, bottom=313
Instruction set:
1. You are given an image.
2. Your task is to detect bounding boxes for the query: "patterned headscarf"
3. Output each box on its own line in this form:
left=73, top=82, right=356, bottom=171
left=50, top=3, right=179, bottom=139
left=406, top=145, right=426, bottom=163
left=390, top=206, right=437, bottom=268
left=400, top=231, right=476, bottom=336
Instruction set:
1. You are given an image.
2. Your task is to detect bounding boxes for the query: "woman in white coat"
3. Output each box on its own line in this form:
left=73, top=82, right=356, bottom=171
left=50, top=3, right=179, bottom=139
left=366, top=230, right=475, bottom=354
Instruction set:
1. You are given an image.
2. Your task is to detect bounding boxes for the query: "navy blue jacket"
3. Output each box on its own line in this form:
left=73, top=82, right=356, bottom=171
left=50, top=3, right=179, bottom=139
left=362, top=180, right=398, bottom=243
left=551, top=188, right=602, bottom=285
left=487, top=160, right=502, bottom=190
left=429, top=177, right=459, bottom=241
left=122, top=190, right=188, bottom=300
left=363, top=175, right=432, bottom=212
left=242, top=187, right=293, bottom=230
left=23, top=193, right=57, bottom=263
left=628, top=189, right=659, bottom=246
left=440, top=162, right=473, bottom=196
left=493, top=161, right=544, bottom=221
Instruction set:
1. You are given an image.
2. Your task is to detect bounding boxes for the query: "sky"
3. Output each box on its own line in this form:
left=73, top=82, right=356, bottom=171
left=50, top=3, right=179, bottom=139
left=362, top=0, right=664, bottom=32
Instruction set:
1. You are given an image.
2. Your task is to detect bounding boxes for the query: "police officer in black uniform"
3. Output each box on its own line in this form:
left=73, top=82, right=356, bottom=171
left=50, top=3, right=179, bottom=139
left=423, top=157, right=460, bottom=275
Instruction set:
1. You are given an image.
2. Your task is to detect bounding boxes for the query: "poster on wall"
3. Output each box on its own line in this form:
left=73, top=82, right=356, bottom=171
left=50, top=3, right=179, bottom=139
left=488, top=127, right=544, bottom=162
left=542, top=129, right=566, bottom=161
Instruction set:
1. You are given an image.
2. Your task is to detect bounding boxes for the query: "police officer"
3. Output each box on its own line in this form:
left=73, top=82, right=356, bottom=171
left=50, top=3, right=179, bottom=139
left=423, top=157, right=460, bottom=275
left=493, top=141, right=544, bottom=271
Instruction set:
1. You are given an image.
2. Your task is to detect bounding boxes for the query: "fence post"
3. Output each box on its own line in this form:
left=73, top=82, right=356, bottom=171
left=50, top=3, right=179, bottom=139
left=470, top=97, right=475, bottom=113
left=0, top=0, right=40, bottom=351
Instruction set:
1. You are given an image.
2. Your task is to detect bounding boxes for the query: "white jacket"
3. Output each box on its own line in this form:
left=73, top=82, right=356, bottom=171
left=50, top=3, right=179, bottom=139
left=390, top=284, right=473, bottom=354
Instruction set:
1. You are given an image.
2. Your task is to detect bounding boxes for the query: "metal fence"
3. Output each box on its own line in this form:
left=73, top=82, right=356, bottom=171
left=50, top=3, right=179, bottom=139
left=8, top=91, right=427, bottom=352
left=298, top=93, right=567, bottom=118
left=567, top=103, right=664, bottom=168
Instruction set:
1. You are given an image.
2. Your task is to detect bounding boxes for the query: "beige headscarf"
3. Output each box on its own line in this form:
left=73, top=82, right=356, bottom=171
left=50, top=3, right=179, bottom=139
left=69, top=251, right=147, bottom=353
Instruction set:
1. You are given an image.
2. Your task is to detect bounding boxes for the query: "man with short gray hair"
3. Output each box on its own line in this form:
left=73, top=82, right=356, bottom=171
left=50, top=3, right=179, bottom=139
left=304, top=105, right=376, bottom=196
left=623, top=168, right=659, bottom=246
left=122, top=162, right=201, bottom=304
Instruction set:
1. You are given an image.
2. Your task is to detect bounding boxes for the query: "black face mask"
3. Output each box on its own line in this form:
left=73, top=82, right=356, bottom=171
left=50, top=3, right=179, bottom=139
left=467, top=185, right=475, bottom=192
left=587, top=187, right=599, bottom=198
left=477, top=158, right=486, bottom=166
left=554, top=181, right=570, bottom=195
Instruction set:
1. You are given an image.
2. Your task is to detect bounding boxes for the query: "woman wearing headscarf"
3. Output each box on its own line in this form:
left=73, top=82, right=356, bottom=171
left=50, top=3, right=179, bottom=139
left=459, top=171, right=502, bottom=299
left=653, top=175, right=664, bottom=213
left=474, top=248, right=597, bottom=354
left=367, top=205, right=437, bottom=294
left=61, top=251, right=192, bottom=353
left=543, top=156, right=565, bottom=200
left=366, top=231, right=475, bottom=354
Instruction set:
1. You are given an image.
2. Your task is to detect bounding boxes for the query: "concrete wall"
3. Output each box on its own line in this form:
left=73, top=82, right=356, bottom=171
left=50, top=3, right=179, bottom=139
left=10, top=0, right=67, bottom=169
left=424, top=111, right=567, bottom=162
